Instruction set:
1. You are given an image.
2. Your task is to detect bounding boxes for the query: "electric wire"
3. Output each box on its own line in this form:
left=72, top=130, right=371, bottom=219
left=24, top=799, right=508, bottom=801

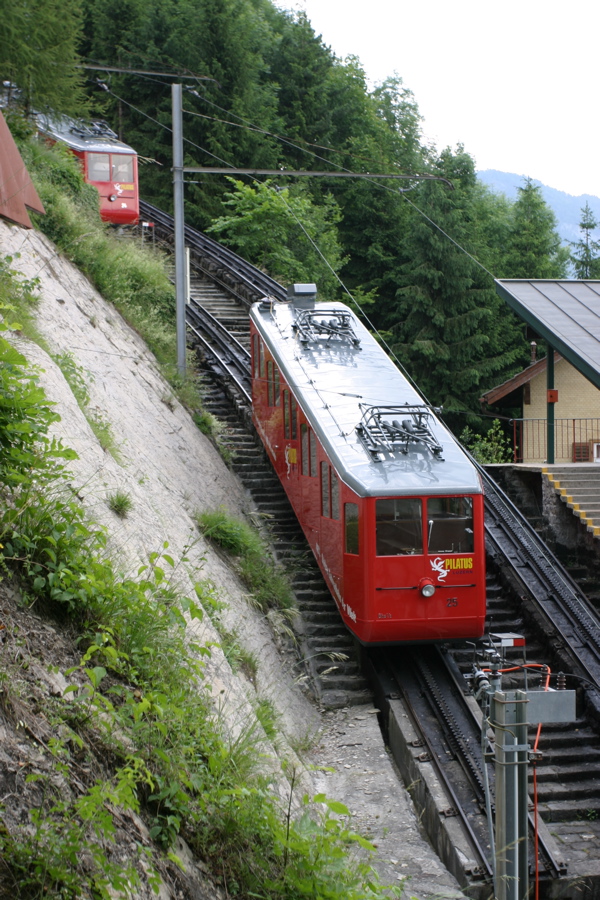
left=95, top=77, right=504, bottom=417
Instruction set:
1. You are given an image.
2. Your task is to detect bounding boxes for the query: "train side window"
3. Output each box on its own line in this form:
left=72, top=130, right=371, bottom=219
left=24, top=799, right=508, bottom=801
left=252, top=334, right=261, bottom=379
left=290, top=396, right=297, bottom=439
left=331, top=469, right=340, bottom=520
left=267, top=360, right=274, bottom=406
left=283, top=390, right=290, bottom=438
left=88, top=152, right=110, bottom=182
left=309, top=429, right=317, bottom=477
left=376, top=498, right=423, bottom=556
left=112, top=154, right=133, bottom=182
left=274, top=366, right=280, bottom=406
left=345, top=503, right=359, bottom=554
left=321, top=462, right=330, bottom=517
left=301, top=424, right=309, bottom=476
left=427, top=497, right=474, bottom=554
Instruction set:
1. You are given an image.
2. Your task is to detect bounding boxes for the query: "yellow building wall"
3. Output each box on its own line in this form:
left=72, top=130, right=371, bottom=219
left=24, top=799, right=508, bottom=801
left=522, top=360, right=600, bottom=463
left=527, top=359, right=600, bottom=420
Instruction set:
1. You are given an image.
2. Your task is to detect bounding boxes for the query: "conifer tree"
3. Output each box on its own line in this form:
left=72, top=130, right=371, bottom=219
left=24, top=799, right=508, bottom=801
left=389, top=148, right=527, bottom=425
left=503, top=177, right=568, bottom=278
left=570, top=202, right=600, bottom=278
left=0, top=0, right=89, bottom=116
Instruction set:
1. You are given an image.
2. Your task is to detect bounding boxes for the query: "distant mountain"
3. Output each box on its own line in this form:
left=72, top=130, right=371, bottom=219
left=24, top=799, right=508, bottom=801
left=477, top=169, right=600, bottom=246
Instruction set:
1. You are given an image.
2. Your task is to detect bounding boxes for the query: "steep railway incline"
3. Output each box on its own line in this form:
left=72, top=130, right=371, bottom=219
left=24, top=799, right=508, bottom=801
left=140, top=200, right=600, bottom=897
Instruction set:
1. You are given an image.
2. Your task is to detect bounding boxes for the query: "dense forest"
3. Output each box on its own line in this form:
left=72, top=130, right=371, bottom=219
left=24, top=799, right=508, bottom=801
left=3, top=0, right=597, bottom=427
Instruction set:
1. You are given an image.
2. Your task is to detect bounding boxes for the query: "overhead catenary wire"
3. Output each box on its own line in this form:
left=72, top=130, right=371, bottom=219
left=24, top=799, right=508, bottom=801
left=80, top=77, right=502, bottom=413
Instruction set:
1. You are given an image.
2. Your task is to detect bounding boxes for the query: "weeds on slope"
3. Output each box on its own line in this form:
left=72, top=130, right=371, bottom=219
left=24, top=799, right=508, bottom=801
left=196, top=507, right=294, bottom=612
left=0, top=257, right=402, bottom=898
left=9, top=124, right=215, bottom=429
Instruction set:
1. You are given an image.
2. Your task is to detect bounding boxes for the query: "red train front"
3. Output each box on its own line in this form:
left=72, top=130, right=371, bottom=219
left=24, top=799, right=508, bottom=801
left=36, top=114, right=139, bottom=226
left=250, top=287, right=486, bottom=645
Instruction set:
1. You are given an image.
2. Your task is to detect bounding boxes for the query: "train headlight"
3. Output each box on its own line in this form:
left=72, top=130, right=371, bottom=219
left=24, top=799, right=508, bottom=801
left=419, top=578, right=436, bottom=598
left=108, top=194, right=117, bottom=202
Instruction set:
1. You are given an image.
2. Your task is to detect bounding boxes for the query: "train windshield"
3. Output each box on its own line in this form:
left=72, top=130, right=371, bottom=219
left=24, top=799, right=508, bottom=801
left=113, top=154, right=134, bottom=182
left=376, top=498, right=423, bottom=556
left=88, top=153, right=134, bottom=183
left=427, top=497, right=474, bottom=554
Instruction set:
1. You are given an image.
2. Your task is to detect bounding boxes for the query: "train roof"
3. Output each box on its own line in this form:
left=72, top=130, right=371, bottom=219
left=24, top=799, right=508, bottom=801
left=250, top=298, right=483, bottom=498
left=36, top=113, right=136, bottom=156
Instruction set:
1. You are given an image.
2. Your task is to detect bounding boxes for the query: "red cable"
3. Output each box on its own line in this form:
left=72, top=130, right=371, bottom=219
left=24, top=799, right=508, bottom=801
left=532, top=667, right=550, bottom=900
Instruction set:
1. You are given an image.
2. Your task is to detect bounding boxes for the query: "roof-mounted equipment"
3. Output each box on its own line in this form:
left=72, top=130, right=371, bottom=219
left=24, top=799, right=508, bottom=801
left=356, top=404, right=444, bottom=461
left=287, top=283, right=317, bottom=309
left=293, top=307, right=360, bottom=347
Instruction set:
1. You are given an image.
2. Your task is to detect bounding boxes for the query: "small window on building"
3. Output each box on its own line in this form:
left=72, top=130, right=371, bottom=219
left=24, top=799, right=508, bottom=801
left=376, top=498, right=423, bottom=556
left=427, top=497, right=473, bottom=554
left=345, top=503, right=359, bottom=554
left=321, top=462, right=330, bottom=517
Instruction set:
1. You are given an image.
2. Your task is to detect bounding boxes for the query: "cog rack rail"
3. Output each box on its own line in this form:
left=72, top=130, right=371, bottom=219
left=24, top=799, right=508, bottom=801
left=356, top=404, right=444, bottom=460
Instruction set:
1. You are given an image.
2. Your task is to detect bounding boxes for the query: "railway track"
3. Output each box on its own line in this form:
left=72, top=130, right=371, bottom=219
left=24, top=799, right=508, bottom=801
left=139, top=199, right=600, bottom=897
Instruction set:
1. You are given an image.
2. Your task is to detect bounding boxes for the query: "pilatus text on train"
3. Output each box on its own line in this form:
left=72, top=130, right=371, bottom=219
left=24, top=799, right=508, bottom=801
left=250, top=286, right=486, bottom=644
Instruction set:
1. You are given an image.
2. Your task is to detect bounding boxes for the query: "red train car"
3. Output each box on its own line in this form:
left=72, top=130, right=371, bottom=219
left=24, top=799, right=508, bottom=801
left=250, top=287, right=486, bottom=645
left=36, top=114, right=139, bottom=226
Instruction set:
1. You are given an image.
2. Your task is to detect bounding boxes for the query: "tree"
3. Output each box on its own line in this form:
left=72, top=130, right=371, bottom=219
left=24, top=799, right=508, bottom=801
left=0, top=0, right=89, bottom=116
left=387, top=148, right=527, bottom=426
left=502, top=178, right=569, bottom=278
left=206, top=179, right=346, bottom=297
left=570, top=202, right=600, bottom=278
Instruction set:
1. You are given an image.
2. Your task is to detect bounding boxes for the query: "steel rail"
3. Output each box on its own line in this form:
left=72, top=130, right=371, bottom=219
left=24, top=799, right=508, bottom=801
left=377, top=647, right=494, bottom=881
left=186, top=299, right=251, bottom=402
left=139, top=199, right=286, bottom=306
left=478, top=466, right=600, bottom=699
left=440, top=648, right=567, bottom=878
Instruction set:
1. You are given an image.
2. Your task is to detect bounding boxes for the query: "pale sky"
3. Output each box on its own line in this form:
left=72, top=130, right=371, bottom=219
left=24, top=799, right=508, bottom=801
left=275, top=0, right=600, bottom=199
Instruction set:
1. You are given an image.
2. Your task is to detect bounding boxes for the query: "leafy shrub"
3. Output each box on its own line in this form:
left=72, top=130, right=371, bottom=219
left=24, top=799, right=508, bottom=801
left=460, top=418, right=513, bottom=464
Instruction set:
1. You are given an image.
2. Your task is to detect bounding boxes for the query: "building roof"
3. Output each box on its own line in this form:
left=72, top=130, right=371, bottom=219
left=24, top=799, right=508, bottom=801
left=495, top=280, right=600, bottom=390
left=480, top=352, right=562, bottom=405
left=0, top=111, right=45, bottom=228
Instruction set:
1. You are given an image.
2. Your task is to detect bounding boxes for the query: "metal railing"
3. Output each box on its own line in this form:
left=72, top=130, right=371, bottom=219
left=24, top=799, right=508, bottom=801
left=511, top=418, right=600, bottom=463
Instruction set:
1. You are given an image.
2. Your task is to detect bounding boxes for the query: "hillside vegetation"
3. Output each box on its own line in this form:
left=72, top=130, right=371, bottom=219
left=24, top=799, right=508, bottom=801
left=0, top=144, right=402, bottom=899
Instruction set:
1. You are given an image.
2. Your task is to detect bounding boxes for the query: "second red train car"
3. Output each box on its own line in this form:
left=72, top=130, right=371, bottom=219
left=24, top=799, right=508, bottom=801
left=36, top=113, right=139, bottom=226
left=250, top=286, right=486, bottom=645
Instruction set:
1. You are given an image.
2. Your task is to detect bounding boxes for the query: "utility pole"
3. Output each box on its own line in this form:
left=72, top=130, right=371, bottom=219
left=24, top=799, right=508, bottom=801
left=172, top=83, right=187, bottom=378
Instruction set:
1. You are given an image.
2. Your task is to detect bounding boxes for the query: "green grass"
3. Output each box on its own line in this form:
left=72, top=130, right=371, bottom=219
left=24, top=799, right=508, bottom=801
left=107, top=490, right=133, bottom=518
left=196, top=507, right=294, bottom=611
left=196, top=507, right=264, bottom=557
